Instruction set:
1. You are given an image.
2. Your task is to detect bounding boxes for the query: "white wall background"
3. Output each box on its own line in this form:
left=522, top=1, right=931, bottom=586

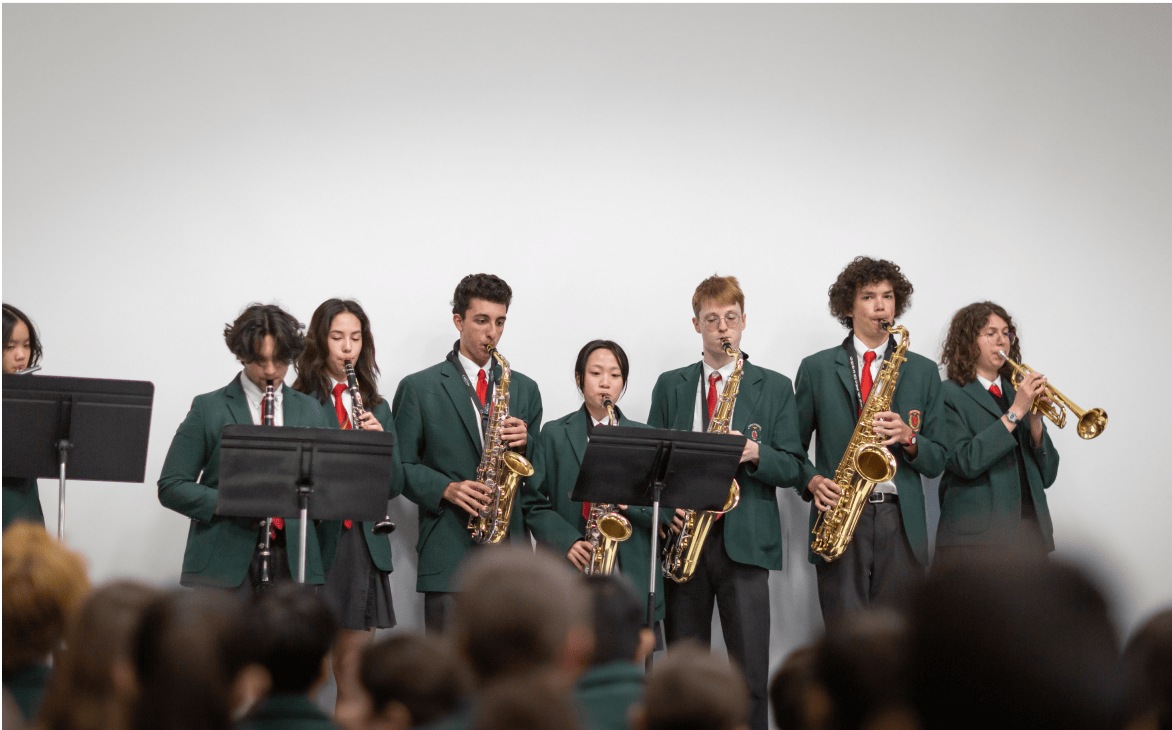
left=4, top=2, right=1170, bottom=677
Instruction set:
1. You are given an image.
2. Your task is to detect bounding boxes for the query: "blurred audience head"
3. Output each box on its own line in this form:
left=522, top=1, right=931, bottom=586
left=128, top=590, right=252, bottom=730
left=239, top=583, right=337, bottom=697
left=585, top=575, right=655, bottom=667
left=633, top=641, right=749, bottom=730
left=814, top=609, right=915, bottom=730
left=38, top=580, right=163, bottom=730
left=355, top=632, right=472, bottom=730
left=450, top=547, right=592, bottom=686
left=770, top=644, right=829, bottom=730
left=2, top=523, right=90, bottom=672
left=1123, top=608, right=1172, bottom=730
left=908, top=556, right=1128, bottom=730
left=472, top=671, right=583, bottom=730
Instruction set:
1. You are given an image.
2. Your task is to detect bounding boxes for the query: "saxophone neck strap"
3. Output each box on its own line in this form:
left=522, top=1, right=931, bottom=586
left=447, top=342, right=494, bottom=433
left=844, top=334, right=896, bottom=416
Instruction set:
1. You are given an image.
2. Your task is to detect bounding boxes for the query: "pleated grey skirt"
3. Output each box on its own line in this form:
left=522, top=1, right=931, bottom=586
left=321, top=524, right=396, bottom=631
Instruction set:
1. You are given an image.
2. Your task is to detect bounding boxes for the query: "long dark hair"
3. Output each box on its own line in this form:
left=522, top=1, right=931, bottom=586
left=940, top=301, right=1021, bottom=386
left=293, top=299, right=382, bottom=408
left=3, top=303, right=43, bottom=369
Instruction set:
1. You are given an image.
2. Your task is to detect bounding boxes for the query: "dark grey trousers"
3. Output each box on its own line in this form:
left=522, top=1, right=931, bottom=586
left=663, top=519, right=771, bottom=730
left=424, top=591, right=457, bottom=635
left=815, top=500, right=924, bottom=622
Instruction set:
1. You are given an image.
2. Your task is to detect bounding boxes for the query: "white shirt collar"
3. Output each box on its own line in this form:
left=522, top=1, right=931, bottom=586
left=852, top=334, right=885, bottom=363
left=975, top=373, right=1004, bottom=392
left=701, top=357, right=737, bottom=385
left=239, top=371, right=283, bottom=426
left=458, top=349, right=491, bottom=388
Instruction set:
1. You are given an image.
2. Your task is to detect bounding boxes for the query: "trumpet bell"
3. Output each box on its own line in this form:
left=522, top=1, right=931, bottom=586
left=1077, top=408, right=1108, bottom=440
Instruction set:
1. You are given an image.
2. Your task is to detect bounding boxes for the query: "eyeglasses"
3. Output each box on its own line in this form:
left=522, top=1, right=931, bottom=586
left=980, top=330, right=1016, bottom=342
left=701, top=313, right=743, bottom=329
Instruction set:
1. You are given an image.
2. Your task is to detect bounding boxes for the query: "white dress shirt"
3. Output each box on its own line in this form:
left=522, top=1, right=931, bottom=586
left=692, top=357, right=739, bottom=433
left=458, top=350, right=491, bottom=445
left=240, top=371, right=284, bottom=426
left=853, top=336, right=896, bottom=495
left=975, top=372, right=1005, bottom=394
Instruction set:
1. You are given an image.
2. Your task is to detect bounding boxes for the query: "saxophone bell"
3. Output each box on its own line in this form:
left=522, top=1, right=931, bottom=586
left=583, top=396, right=633, bottom=576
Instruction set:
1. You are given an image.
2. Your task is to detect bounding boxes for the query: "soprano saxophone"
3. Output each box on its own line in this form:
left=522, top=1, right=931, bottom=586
left=468, top=346, right=535, bottom=545
left=810, top=322, right=909, bottom=561
left=583, top=397, right=633, bottom=576
left=661, top=340, right=742, bottom=583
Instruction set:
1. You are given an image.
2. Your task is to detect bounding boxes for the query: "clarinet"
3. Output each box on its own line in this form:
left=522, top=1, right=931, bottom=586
left=344, top=360, right=396, bottom=536
left=257, top=380, right=277, bottom=585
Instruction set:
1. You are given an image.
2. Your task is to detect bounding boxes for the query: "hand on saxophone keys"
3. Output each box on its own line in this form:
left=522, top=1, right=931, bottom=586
left=871, top=411, right=914, bottom=448
left=444, top=480, right=493, bottom=516
left=498, top=416, right=528, bottom=448
left=657, top=509, right=687, bottom=540
left=566, top=540, right=593, bottom=570
left=809, top=475, right=842, bottom=512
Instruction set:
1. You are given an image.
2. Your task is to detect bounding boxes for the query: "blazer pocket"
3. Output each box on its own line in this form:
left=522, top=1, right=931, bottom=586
left=941, top=485, right=992, bottom=535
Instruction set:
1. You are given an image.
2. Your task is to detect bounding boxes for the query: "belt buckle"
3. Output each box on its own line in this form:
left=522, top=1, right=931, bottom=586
left=867, top=491, right=885, bottom=504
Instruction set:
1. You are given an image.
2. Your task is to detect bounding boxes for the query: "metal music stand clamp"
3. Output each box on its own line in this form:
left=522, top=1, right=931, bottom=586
left=216, top=425, right=396, bottom=584
left=2, top=374, right=155, bottom=540
left=571, top=425, right=744, bottom=669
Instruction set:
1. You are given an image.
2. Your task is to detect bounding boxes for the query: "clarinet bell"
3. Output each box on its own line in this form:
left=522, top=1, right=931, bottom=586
left=373, top=517, right=396, bottom=535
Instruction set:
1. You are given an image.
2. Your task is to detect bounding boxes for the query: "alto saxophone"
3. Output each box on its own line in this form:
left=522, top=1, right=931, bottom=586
left=583, top=397, right=633, bottom=576
left=661, top=340, right=742, bottom=583
left=810, top=322, right=909, bottom=561
left=468, top=346, right=535, bottom=545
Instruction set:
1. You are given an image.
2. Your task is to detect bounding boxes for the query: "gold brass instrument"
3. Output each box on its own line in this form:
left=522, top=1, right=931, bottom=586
left=661, top=339, right=742, bottom=583
left=468, top=346, right=535, bottom=545
left=344, top=360, right=396, bottom=535
left=998, top=351, right=1107, bottom=439
left=811, top=323, right=908, bottom=562
left=583, top=397, right=633, bottom=576
left=258, top=380, right=277, bottom=585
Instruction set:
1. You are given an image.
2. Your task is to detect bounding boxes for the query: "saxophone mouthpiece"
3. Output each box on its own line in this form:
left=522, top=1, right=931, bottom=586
left=602, top=397, right=614, bottom=409
left=720, top=338, right=735, bottom=356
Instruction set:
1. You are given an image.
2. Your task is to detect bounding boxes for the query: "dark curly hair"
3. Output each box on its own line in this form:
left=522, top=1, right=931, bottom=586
left=293, top=299, right=383, bottom=409
left=940, top=301, right=1020, bottom=386
left=3, top=303, right=44, bottom=370
left=573, top=340, right=630, bottom=398
left=223, top=304, right=306, bottom=364
left=828, top=257, right=913, bottom=329
left=452, top=274, right=512, bottom=317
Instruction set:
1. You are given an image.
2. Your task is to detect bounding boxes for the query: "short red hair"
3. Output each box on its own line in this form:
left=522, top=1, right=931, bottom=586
left=691, top=275, right=745, bottom=318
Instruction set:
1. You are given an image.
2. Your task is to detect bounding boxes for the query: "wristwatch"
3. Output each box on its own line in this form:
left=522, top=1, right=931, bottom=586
left=905, top=434, right=917, bottom=447
left=1005, top=410, right=1021, bottom=425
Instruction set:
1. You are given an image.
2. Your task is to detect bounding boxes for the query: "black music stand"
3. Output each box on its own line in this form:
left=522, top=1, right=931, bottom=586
left=571, top=426, right=744, bottom=667
left=2, top=374, right=154, bottom=540
left=216, top=425, right=395, bottom=584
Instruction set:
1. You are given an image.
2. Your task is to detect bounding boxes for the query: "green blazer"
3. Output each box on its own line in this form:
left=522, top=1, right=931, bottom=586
left=647, top=360, right=806, bottom=571
left=315, top=397, right=402, bottom=572
left=3, top=477, right=45, bottom=531
left=525, top=406, right=666, bottom=622
left=938, top=379, right=1060, bottom=549
left=794, top=340, right=947, bottom=566
left=575, top=661, right=645, bottom=730
left=157, top=376, right=332, bottom=588
left=238, top=693, right=340, bottom=730
left=391, top=355, right=543, bottom=593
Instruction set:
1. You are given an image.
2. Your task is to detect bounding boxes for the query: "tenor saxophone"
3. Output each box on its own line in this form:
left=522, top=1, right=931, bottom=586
left=810, top=322, right=909, bottom=561
left=583, top=397, right=633, bottom=576
left=468, top=346, right=535, bottom=545
left=661, top=340, right=742, bottom=583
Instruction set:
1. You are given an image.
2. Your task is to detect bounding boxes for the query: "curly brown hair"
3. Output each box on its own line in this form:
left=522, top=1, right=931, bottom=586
left=940, top=301, right=1021, bottom=385
left=828, top=257, right=913, bottom=329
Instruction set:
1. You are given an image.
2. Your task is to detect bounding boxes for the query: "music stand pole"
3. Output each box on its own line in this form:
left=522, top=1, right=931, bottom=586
left=57, top=440, right=71, bottom=540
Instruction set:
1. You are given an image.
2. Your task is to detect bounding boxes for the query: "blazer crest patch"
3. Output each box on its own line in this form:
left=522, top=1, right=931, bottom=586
left=908, top=410, right=922, bottom=432
left=747, top=423, right=763, bottom=442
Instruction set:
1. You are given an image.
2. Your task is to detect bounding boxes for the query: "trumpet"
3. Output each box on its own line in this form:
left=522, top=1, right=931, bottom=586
left=998, top=351, right=1107, bottom=439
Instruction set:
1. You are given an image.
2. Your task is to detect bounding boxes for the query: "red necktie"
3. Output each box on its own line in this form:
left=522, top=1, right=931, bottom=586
left=859, top=351, right=877, bottom=410
left=477, top=369, right=487, bottom=406
left=331, top=383, right=354, bottom=529
left=989, top=384, right=1003, bottom=399
left=707, top=373, right=722, bottom=420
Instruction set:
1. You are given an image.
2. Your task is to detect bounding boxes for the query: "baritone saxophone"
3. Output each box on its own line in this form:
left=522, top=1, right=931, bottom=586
left=468, top=346, right=535, bottom=545
left=661, top=340, right=742, bottom=583
left=583, top=397, right=633, bottom=576
left=810, top=322, right=908, bottom=562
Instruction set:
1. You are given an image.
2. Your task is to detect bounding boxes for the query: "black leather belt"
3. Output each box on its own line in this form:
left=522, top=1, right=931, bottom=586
left=868, top=492, right=899, bottom=504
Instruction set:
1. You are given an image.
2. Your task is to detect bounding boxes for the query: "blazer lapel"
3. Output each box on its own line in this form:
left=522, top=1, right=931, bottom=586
left=567, top=408, right=589, bottom=467
left=963, top=380, right=1004, bottom=419
left=224, top=374, right=252, bottom=425
left=835, top=347, right=857, bottom=415
left=281, top=384, right=302, bottom=426
left=673, top=363, right=704, bottom=431
left=731, top=362, right=766, bottom=433
left=440, top=359, right=482, bottom=449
